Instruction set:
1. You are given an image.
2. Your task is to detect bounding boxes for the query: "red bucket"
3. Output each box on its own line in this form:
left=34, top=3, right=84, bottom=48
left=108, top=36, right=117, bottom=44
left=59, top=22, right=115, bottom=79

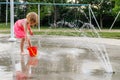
left=27, top=46, right=37, bottom=57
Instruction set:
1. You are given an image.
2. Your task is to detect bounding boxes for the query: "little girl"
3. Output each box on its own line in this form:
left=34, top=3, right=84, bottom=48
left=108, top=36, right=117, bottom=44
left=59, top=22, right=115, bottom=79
left=14, top=12, right=38, bottom=55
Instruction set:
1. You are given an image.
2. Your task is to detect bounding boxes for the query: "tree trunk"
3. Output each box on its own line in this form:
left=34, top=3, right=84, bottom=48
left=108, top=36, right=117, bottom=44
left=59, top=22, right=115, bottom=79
left=100, top=13, right=103, bottom=28
left=53, top=5, right=57, bottom=28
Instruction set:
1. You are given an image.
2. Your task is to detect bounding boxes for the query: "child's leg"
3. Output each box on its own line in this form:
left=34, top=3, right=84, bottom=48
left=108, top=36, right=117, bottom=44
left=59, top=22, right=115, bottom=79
left=20, top=38, right=25, bottom=54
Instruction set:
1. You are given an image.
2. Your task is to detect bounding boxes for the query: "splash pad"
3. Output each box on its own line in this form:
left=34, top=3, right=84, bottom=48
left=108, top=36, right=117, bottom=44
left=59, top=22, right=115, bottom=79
left=0, top=34, right=120, bottom=80
left=0, top=24, right=120, bottom=79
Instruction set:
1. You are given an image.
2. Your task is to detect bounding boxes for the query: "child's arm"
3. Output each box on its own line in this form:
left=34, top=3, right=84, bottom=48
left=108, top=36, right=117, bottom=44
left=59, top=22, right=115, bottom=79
left=27, top=26, right=33, bottom=47
left=22, top=22, right=32, bottom=47
left=28, top=26, right=33, bottom=35
left=27, top=37, right=32, bottom=47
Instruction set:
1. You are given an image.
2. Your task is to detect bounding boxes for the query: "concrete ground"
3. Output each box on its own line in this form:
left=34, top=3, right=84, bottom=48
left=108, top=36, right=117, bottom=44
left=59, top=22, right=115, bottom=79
left=0, top=33, right=120, bottom=46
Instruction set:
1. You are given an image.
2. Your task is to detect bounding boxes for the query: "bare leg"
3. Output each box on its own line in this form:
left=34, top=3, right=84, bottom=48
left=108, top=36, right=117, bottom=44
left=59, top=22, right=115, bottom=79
left=20, top=38, right=25, bottom=54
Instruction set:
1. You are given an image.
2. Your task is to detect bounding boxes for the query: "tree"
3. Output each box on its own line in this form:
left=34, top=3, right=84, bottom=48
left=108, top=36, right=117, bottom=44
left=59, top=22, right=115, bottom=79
left=0, top=0, right=8, bottom=22
left=112, top=0, right=120, bottom=13
left=112, top=0, right=120, bottom=20
left=77, top=0, right=114, bottom=28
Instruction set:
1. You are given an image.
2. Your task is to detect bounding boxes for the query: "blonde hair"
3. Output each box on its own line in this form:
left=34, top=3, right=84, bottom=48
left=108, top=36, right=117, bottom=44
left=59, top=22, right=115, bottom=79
left=26, top=12, right=38, bottom=25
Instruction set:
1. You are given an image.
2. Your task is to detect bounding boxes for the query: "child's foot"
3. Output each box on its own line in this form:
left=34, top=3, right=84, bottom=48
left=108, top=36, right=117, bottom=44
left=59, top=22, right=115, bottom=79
left=21, top=52, right=28, bottom=55
left=15, top=71, right=27, bottom=79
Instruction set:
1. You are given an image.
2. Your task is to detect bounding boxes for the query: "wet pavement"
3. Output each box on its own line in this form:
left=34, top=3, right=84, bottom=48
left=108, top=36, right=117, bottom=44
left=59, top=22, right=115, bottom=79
left=0, top=34, right=120, bottom=80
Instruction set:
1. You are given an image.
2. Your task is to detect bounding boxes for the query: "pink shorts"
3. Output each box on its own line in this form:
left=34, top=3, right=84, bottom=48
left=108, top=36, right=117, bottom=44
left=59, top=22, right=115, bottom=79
left=14, top=19, right=26, bottom=38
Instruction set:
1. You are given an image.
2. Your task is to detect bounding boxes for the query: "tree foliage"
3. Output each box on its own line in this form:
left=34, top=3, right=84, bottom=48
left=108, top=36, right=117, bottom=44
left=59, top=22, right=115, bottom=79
left=112, top=0, right=120, bottom=14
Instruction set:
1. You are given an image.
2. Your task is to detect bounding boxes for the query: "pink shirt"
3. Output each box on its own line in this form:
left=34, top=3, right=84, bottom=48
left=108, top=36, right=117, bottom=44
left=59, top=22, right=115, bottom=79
left=14, top=19, right=33, bottom=38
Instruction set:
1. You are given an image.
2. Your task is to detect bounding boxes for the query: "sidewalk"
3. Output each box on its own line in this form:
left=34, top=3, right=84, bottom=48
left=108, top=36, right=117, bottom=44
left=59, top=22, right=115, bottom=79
left=0, top=34, right=10, bottom=37
left=0, top=33, right=120, bottom=46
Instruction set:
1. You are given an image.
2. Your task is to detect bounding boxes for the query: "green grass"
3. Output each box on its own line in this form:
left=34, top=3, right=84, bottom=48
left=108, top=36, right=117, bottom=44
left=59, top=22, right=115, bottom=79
left=99, top=32, right=120, bottom=39
left=0, top=23, right=120, bottom=39
left=0, top=23, right=10, bottom=29
left=33, top=27, right=120, bottom=39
